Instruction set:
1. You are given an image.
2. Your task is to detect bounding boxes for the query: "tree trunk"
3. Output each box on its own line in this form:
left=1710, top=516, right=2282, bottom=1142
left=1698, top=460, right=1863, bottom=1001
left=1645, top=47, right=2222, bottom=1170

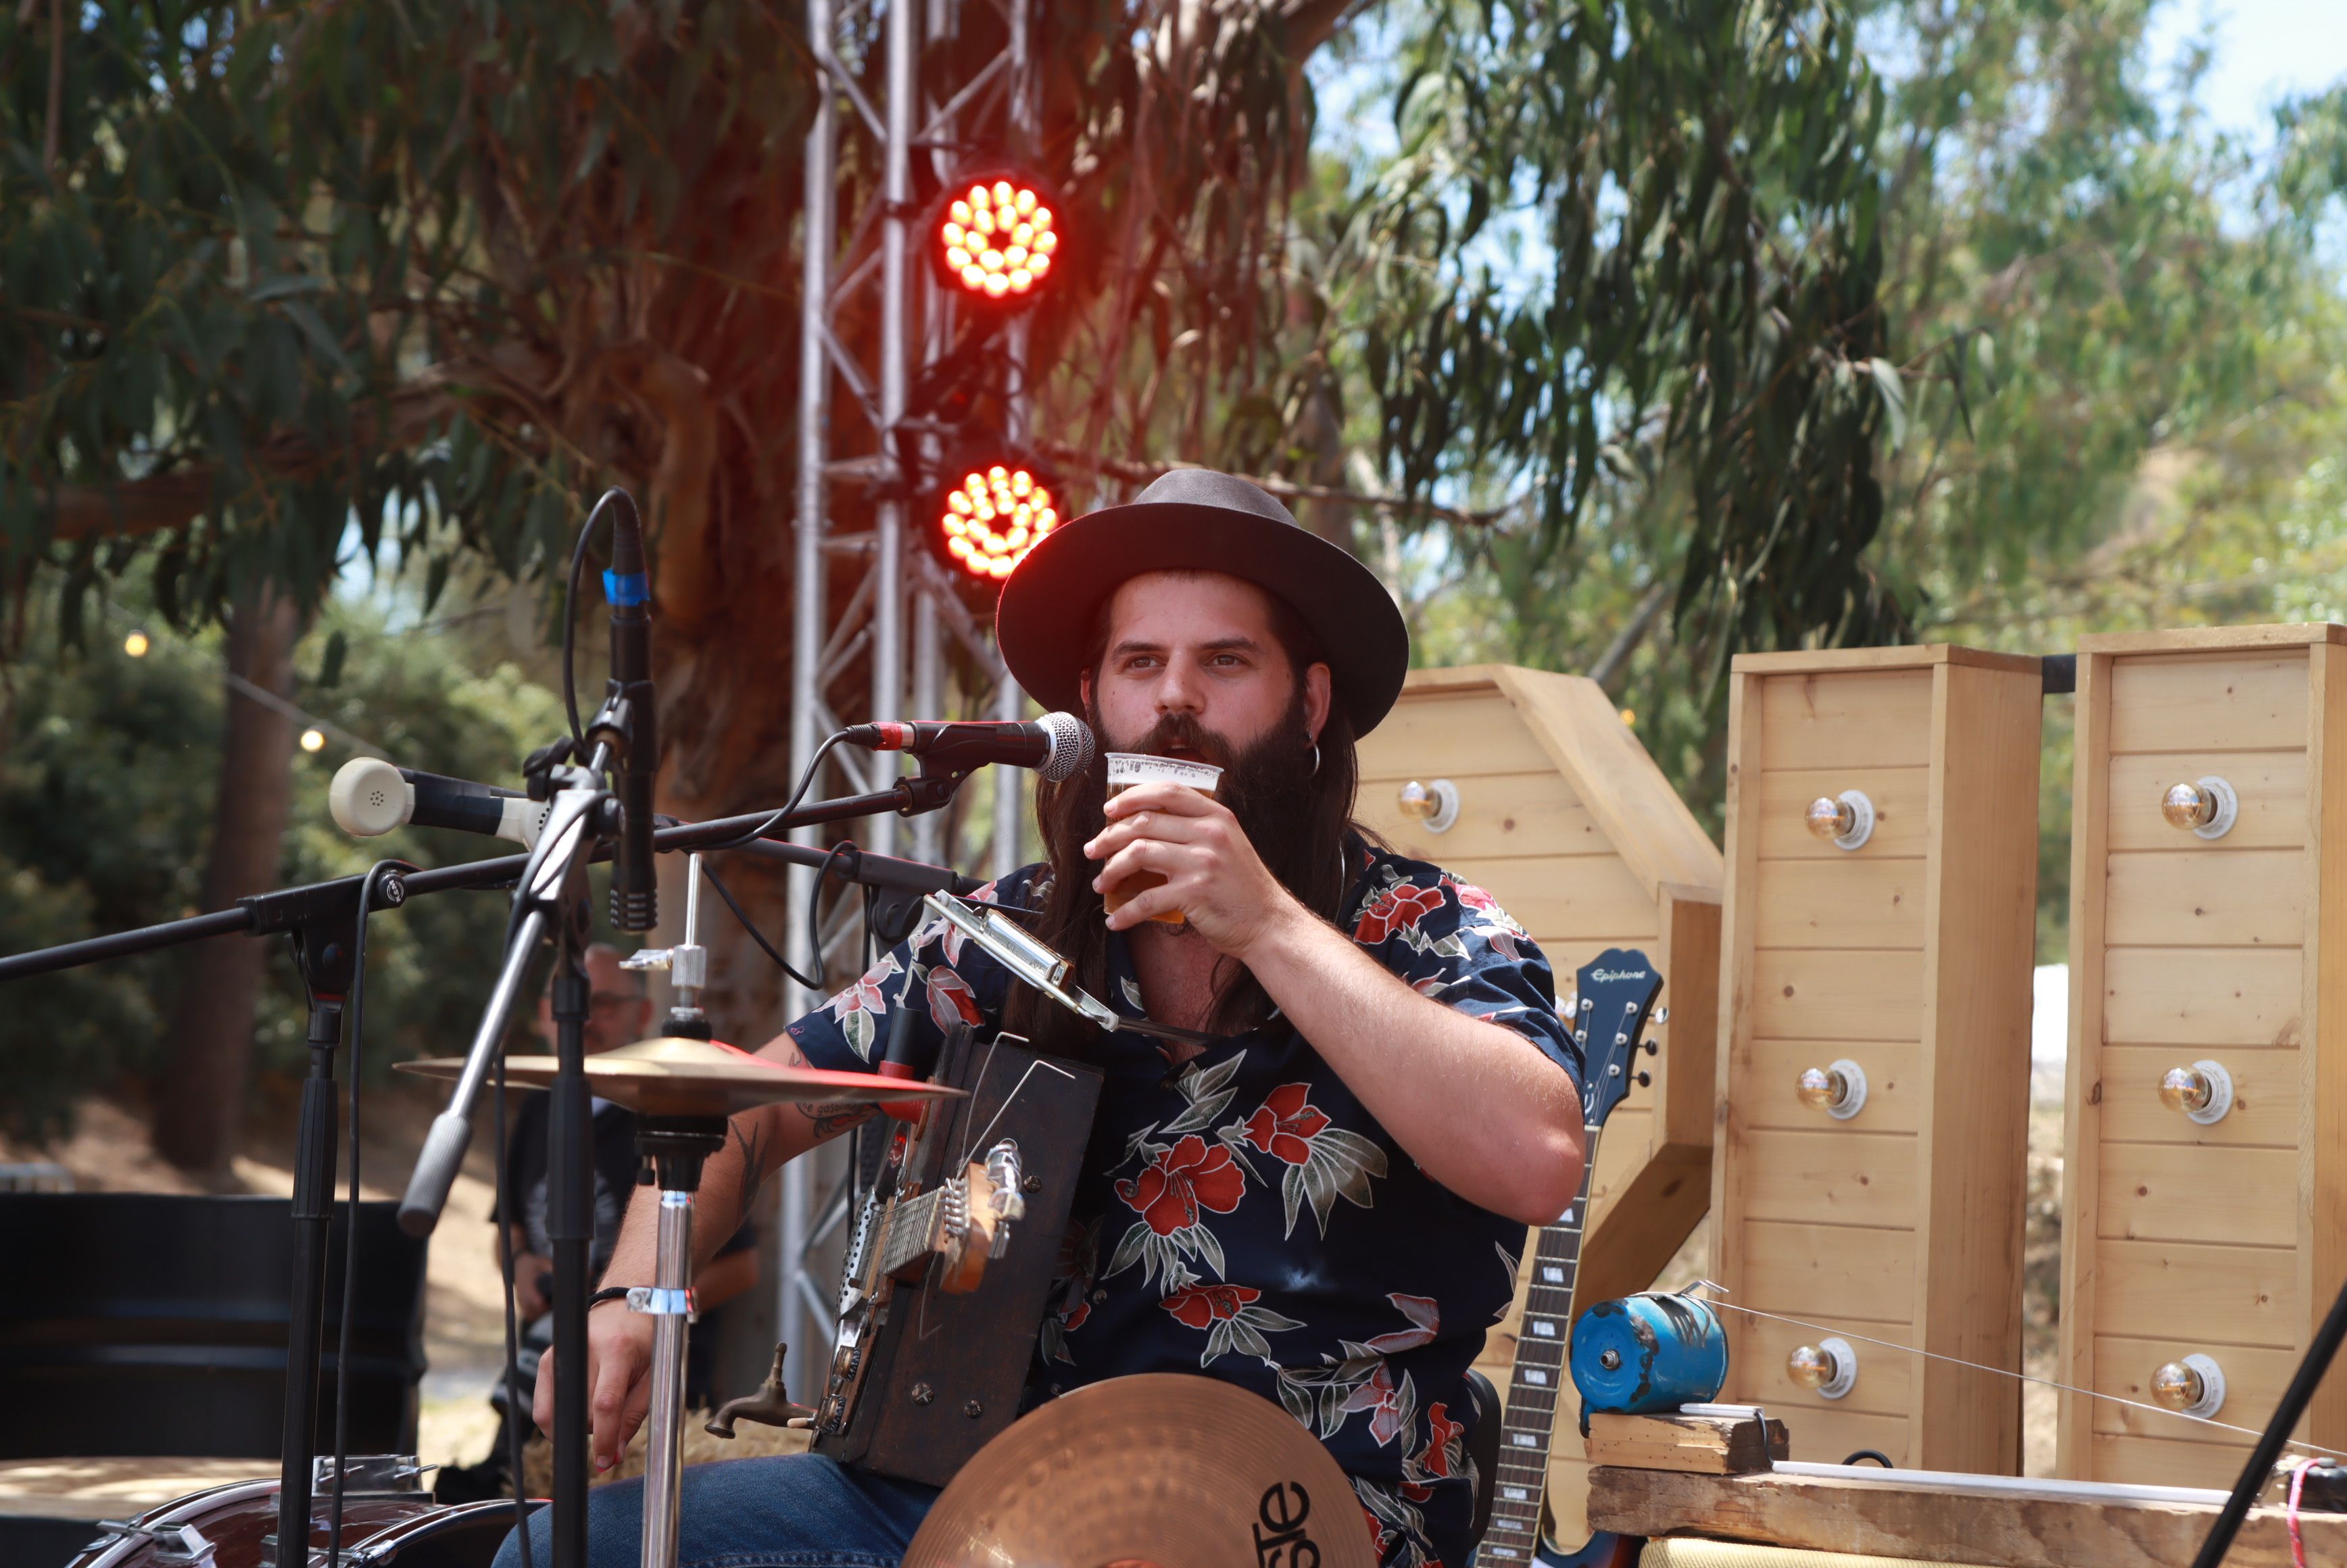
left=153, top=584, right=304, bottom=1172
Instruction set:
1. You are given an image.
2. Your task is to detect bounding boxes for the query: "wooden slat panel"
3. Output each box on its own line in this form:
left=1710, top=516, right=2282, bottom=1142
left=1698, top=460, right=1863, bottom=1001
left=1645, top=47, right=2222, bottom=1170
left=1749, top=950, right=1925, bottom=1042
left=1361, top=693, right=1553, bottom=777
left=1736, top=1221, right=1914, bottom=1323
left=1356, top=770, right=1603, bottom=862
left=2100, top=946, right=2305, bottom=1047
left=2091, top=1337, right=2299, bottom=1446
left=2102, top=851, right=2306, bottom=949
left=1751, top=856, right=1927, bottom=950
left=1756, top=767, right=1933, bottom=860
left=1775, top=1406, right=1912, bottom=1468
left=1445, top=853, right=1658, bottom=942
left=2106, top=752, right=2308, bottom=851
left=2098, top=1045, right=2299, bottom=1148
left=2094, top=1240, right=2300, bottom=1348
left=2107, top=654, right=2308, bottom=755
left=1731, top=1039, right=1920, bottom=1135
left=1735, top=1127, right=1918, bottom=1227
left=1729, top=1313, right=1916, bottom=1420
left=2096, top=1144, right=2297, bottom=1248
left=2088, top=1432, right=2256, bottom=1490
left=1758, top=670, right=1934, bottom=772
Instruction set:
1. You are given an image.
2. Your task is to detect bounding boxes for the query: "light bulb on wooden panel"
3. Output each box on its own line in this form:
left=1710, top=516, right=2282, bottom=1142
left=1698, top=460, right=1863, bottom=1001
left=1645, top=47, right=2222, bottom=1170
left=1795, top=1058, right=1868, bottom=1121
left=1787, top=1337, right=1857, bottom=1399
left=2150, top=1354, right=2225, bottom=1419
left=1804, top=789, right=1875, bottom=851
left=1394, top=778, right=1459, bottom=833
left=2159, top=775, right=2238, bottom=840
left=2157, top=1060, right=2234, bottom=1125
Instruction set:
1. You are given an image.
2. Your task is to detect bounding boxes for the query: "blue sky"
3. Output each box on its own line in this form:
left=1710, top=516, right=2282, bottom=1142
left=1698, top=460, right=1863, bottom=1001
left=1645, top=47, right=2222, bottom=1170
left=2150, top=0, right=2347, bottom=141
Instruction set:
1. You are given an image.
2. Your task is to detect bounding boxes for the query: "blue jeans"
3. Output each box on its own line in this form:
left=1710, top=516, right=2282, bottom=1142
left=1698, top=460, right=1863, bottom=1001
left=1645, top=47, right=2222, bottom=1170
left=491, top=1454, right=939, bottom=1568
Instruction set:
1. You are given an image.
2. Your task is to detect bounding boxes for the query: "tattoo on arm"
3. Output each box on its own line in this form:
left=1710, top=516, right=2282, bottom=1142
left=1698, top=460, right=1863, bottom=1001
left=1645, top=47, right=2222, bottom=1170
left=798, top=1100, right=879, bottom=1140
left=726, top=1118, right=778, bottom=1233
left=772, top=1039, right=879, bottom=1142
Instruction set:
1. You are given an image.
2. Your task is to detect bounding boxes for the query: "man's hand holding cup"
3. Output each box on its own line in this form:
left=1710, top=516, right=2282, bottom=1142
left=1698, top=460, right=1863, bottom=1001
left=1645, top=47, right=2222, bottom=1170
left=1087, top=753, right=1296, bottom=956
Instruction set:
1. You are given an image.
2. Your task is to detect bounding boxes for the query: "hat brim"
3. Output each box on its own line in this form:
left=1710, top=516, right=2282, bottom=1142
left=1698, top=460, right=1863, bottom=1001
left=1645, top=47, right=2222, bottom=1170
left=995, top=500, right=1410, bottom=735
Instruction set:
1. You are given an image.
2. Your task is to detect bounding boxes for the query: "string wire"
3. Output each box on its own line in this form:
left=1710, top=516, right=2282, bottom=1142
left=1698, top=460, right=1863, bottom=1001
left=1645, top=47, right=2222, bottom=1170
left=1691, top=1293, right=2347, bottom=1463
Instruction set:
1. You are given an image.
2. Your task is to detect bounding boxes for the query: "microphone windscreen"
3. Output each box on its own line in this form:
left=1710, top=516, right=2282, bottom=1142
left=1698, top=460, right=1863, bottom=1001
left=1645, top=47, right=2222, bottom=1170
left=329, top=756, right=412, bottom=837
left=1035, top=711, right=1096, bottom=782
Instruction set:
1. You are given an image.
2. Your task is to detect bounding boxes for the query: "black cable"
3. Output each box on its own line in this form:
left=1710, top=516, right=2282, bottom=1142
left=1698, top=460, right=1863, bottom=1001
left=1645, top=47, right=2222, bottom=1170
left=560, top=491, right=633, bottom=748
left=495, top=1035, right=537, bottom=1568
left=700, top=859, right=823, bottom=991
left=808, top=841, right=862, bottom=991
left=327, top=858, right=414, bottom=1568
left=694, top=731, right=852, bottom=857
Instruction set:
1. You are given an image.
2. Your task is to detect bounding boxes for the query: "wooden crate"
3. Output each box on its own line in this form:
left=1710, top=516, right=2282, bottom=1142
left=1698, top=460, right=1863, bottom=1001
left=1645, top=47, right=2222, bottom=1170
left=2058, top=624, right=2347, bottom=1486
left=1355, top=664, right=1723, bottom=1539
left=1712, top=645, right=2041, bottom=1474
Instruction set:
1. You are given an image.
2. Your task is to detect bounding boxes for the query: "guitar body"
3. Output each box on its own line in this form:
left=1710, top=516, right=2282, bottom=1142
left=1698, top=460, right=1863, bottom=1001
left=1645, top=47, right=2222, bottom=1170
left=1531, top=1527, right=1641, bottom=1567
left=1472, top=950, right=1663, bottom=1568
left=813, top=1033, right=1101, bottom=1486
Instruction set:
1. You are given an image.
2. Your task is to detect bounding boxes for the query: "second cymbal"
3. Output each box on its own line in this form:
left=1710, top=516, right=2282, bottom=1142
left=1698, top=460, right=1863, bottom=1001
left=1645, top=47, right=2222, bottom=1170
left=396, top=1035, right=963, bottom=1119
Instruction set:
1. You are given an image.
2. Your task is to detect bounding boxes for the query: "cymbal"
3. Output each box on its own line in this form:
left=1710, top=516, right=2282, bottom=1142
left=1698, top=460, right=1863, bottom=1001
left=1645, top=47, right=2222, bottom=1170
left=395, top=1035, right=964, bottom=1119
left=902, top=1373, right=1377, bottom=1568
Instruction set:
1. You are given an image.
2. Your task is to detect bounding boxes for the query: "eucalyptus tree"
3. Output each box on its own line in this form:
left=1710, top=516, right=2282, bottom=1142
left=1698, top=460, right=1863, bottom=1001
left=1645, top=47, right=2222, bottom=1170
left=3, top=0, right=1894, bottom=1160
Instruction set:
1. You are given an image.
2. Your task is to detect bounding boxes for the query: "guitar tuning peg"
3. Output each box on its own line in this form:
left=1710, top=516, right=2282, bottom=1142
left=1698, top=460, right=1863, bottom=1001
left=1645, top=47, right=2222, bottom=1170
left=1635, top=1071, right=1652, bottom=1087
left=1643, top=1039, right=1659, bottom=1056
left=1653, top=1006, right=1670, bottom=1024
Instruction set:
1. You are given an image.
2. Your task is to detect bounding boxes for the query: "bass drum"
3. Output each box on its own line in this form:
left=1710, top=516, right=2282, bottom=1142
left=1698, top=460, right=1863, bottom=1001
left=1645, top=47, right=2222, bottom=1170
left=66, top=1467, right=523, bottom=1568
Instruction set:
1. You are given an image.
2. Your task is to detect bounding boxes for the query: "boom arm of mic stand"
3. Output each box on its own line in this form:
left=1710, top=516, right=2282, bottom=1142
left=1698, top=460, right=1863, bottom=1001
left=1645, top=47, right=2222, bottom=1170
left=0, top=781, right=979, bottom=983
left=397, top=782, right=608, bottom=1238
left=398, top=904, right=552, bottom=1237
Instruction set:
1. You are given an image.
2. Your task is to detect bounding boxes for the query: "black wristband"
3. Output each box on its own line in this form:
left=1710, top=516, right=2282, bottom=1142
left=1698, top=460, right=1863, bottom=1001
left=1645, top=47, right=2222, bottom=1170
left=589, top=1285, right=635, bottom=1310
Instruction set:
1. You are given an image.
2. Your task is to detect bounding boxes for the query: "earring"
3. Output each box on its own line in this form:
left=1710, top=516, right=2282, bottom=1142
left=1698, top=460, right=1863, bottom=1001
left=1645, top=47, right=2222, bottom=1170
left=1309, top=741, right=1323, bottom=777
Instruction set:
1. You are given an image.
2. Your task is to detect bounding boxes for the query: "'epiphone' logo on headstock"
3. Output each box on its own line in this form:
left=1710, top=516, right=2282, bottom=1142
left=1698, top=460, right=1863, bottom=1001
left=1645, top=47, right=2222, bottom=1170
left=1253, top=1480, right=1320, bottom=1566
left=1589, top=967, right=1650, bottom=983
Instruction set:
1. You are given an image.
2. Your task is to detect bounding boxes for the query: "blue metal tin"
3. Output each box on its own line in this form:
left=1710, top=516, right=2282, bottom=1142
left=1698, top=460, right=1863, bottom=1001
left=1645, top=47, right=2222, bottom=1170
left=1569, top=1292, right=1729, bottom=1415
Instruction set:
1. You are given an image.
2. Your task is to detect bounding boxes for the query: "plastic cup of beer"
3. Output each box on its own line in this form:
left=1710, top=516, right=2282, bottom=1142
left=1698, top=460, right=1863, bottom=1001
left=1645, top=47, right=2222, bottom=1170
left=1102, top=752, right=1224, bottom=925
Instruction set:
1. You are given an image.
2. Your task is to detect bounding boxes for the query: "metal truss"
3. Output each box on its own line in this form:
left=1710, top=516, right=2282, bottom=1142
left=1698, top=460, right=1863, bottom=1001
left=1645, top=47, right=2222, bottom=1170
left=779, top=0, right=1040, bottom=1370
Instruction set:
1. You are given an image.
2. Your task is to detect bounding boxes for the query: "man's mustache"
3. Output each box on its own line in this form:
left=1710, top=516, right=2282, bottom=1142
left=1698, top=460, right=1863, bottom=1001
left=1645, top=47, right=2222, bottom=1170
left=1125, top=711, right=1236, bottom=767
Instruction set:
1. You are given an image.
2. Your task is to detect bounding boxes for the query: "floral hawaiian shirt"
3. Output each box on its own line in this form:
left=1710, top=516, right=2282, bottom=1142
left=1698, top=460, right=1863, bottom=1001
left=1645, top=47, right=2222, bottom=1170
left=783, top=837, right=1582, bottom=1568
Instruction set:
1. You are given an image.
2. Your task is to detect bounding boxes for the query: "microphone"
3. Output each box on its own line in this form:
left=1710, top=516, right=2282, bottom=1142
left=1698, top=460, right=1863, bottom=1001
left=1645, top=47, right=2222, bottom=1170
left=329, top=758, right=551, bottom=846
left=602, top=492, right=659, bottom=933
left=842, top=712, right=1095, bottom=783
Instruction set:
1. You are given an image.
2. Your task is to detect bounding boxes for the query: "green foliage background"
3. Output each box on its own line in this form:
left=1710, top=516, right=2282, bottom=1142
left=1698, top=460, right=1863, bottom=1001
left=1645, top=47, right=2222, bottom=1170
left=0, top=581, right=564, bottom=1136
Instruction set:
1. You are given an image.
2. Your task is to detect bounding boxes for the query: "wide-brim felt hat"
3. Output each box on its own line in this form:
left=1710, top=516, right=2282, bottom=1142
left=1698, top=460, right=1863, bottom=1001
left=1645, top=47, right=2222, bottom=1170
left=996, top=469, right=1411, bottom=735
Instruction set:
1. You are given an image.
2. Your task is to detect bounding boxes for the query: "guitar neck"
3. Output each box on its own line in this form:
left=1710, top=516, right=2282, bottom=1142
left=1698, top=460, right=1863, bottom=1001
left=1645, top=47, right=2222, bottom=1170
left=1474, top=1123, right=1603, bottom=1565
left=876, top=1185, right=947, bottom=1278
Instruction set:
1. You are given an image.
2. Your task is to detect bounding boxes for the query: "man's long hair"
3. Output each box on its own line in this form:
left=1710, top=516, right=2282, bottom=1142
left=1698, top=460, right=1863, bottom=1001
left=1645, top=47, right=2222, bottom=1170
left=1000, top=591, right=1365, bottom=1058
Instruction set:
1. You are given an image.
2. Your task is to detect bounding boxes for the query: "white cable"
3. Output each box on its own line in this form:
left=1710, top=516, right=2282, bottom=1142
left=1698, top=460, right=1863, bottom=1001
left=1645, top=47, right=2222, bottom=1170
left=1697, top=1296, right=2347, bottom=1462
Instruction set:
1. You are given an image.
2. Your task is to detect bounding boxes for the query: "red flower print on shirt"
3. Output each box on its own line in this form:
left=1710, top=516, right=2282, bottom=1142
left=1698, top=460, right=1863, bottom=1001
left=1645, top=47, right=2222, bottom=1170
left=1402, top=1400, right=1466, bottom=1502
left=1342, top=1360, right=1418, bottom=1447
left=1161, top=1282, right=1301, bottom=1367
left=923, top=964, right=984, bottom=1031
left=1241, top=1083, right=1332, bottom=1165
left=1118, top=1134, right=1245, bottom=1236
left=1355, top=881, right=1445, bottom=944
left=1364, top=1293, right=1440, bottom=1353
left=1161, top=1282, right=1259, bottom=1329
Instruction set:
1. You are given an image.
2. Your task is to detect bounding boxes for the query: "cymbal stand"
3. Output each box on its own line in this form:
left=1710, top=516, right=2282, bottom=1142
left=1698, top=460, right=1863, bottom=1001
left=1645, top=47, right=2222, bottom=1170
left=631, top=1116, right=729, bottom=1568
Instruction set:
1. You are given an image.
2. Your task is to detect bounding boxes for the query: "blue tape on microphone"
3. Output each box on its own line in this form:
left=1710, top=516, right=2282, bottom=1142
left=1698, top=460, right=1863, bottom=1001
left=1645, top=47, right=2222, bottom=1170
left=604, top=568, right=651, bottom=606
left=1568, top=1291, right=1729, bottom=1415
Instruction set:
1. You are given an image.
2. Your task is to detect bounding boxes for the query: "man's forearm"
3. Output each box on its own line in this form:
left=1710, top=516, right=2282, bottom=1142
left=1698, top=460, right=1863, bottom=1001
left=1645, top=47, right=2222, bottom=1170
left=595, top=1030, right=883, bottom=1292
left=1240, top=904, right=1584, bottom=1225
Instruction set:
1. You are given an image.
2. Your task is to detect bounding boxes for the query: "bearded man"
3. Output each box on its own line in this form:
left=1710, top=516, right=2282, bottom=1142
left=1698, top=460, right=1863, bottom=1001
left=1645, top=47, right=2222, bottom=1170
left=506, top=471, right=1587, bottom=1568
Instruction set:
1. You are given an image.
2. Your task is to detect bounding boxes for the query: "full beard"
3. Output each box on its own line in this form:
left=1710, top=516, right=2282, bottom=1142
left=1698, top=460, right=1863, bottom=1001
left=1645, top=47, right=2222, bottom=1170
left=1080, top=696, right=1319, bottom=901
